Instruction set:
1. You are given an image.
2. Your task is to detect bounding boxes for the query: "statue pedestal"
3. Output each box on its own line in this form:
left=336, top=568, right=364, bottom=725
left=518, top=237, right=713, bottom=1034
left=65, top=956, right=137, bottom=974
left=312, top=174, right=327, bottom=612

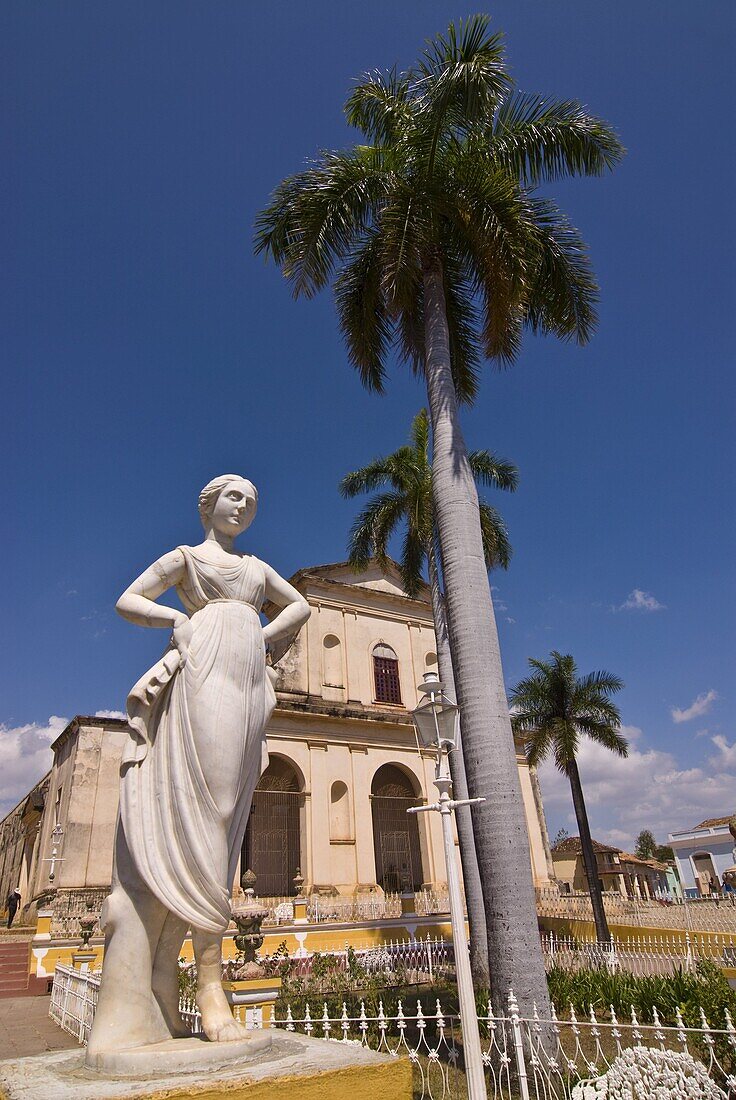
left=0, top=1031, right=412, bottom=1099
left=85, top=1032, right=272, bottom=1076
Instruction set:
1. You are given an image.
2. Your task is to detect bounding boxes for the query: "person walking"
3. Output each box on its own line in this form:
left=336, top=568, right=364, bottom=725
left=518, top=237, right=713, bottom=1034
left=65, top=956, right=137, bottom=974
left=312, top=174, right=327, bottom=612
left=6, top=888, right=21, bottom=928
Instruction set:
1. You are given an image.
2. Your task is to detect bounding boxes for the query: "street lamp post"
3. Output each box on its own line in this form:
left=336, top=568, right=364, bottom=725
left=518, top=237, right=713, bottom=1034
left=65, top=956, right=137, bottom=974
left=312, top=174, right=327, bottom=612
left=409, top=671, right=488, bottom=1100
left=42, top=822, right=65, bottom=882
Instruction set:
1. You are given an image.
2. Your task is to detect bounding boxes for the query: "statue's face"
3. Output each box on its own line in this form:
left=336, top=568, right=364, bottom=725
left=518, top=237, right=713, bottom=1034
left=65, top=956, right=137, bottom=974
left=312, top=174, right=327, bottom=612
left=210, top=480, right=257, bottom=537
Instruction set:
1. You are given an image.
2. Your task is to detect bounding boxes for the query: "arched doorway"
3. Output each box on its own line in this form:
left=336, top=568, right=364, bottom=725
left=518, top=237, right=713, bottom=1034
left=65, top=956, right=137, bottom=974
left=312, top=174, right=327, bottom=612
left=692, top=852, right=718, bottom=896
left=370, top=764, right=424, bottom=892
left=243, top=757, right=303, bottom=897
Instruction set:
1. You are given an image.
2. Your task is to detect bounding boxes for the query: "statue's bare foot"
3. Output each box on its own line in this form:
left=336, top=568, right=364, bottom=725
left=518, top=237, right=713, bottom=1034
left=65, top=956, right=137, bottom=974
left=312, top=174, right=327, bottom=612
left=197, top=983, right=247, bottom=1043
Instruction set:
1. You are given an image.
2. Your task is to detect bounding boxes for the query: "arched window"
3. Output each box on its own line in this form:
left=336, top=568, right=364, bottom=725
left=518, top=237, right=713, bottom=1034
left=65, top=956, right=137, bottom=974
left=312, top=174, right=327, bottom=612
left=243, top=757, right=303, bottom=897
left=329, top=780, right=351, bottom=841
left=373, top=643, right=402, bottom=705
left=370, top=764, right=424, bottom=891
left=322, top=634, right=343, bottom=687
left=425, top=651, right=438, bottom=670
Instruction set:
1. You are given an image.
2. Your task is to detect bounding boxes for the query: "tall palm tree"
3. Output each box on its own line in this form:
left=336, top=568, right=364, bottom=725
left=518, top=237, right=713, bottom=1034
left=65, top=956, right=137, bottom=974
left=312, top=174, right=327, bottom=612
left=255, top=15, right=624, bottom=1013
left=510, top=652, right=629, bottom=943
left=341, top=407, right=517, bottom=985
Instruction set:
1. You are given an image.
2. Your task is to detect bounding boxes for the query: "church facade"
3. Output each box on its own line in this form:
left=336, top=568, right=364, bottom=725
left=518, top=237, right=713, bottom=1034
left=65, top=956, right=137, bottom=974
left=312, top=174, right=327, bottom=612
left=1, top=561, right=554, bottom=921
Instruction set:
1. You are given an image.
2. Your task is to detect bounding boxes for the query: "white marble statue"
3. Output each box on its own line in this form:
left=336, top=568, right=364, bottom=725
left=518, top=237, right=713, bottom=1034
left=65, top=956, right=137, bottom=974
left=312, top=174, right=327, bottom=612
left=87, top=475, right=310, bottom=1058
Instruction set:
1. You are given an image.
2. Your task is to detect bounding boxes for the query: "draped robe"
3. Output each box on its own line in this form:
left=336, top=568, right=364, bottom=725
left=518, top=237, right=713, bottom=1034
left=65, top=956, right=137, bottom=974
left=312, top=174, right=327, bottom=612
left=119, top=547, right=275, bottom=933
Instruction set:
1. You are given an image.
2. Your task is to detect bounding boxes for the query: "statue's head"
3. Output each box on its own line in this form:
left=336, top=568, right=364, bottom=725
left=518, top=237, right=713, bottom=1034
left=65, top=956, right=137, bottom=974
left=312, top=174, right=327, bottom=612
left=198, top=474, right=258, bottom=538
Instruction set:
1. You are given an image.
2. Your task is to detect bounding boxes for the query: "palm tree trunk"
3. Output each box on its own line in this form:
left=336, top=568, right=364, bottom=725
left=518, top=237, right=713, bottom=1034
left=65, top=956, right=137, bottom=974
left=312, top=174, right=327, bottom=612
left=566, top=758, right=611, bottom=943
left=422, top=252, right=551, bottom=1018
left=427, top=539, right=490, bottom=988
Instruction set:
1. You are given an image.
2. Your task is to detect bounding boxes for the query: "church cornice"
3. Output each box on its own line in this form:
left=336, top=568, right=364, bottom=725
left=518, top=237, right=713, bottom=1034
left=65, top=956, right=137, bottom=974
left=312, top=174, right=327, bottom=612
left=271, top=696, right=414, bottom=729
left=310, top=595, right=433, bottom=628
left=285, top=559, right=431, bottom=609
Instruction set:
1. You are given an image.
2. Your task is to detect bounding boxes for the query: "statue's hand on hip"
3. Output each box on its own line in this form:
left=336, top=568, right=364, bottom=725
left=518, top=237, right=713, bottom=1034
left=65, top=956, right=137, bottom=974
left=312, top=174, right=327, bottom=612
left=172, top=615, right=193, bottom=667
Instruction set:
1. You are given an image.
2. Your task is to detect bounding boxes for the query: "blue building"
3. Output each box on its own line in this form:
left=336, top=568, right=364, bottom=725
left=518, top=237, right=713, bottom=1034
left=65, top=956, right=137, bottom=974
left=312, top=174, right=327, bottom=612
left=668, top=815, right=736, bottom=898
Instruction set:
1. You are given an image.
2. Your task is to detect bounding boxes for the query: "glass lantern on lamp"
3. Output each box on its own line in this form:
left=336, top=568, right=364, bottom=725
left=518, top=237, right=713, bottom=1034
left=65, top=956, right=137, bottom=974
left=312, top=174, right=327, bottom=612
left=410, top=671, right=460, bottom=752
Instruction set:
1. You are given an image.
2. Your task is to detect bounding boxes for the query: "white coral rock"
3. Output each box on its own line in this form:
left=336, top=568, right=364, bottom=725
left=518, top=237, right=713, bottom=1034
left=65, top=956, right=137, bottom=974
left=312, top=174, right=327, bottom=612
left=570, top=1045, right=724, bottom=1099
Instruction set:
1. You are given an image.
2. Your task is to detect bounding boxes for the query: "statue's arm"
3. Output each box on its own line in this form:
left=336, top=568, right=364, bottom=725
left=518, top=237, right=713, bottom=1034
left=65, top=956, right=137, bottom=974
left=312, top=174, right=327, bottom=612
left=115, top=549, right=188, bottom=631
left=261, top=565, right=310, bottom=661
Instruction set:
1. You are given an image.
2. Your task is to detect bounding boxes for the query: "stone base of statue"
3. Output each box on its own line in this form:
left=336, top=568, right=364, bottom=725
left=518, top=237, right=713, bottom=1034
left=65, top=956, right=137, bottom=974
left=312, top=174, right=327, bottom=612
left=85, top=1030, right=273, bottom=1076
left=0, top=1031, right=413, bottom=1099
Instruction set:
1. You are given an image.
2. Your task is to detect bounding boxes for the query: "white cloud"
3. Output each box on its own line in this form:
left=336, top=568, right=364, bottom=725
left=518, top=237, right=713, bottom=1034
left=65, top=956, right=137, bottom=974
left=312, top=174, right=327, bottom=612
left=94, top=709, right=126, bottom=720
left=537, top=725, right=736, bottom=851
left=0, top=717, right=68, bottom=820
left=671, top=690, right=718, bottom=724
left=617, top=589, right=666, bottom=612
left=710, top=735, right=736, bottom=770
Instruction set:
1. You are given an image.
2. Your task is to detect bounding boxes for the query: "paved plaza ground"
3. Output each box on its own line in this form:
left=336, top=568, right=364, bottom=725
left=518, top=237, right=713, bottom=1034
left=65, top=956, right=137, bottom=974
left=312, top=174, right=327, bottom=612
left=0, top=996, right=78, bottom=1059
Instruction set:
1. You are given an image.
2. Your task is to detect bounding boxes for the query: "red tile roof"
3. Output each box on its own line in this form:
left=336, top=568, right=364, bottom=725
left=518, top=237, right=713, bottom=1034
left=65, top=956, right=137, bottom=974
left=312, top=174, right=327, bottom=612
left=551, top=836, right=620, bottom=856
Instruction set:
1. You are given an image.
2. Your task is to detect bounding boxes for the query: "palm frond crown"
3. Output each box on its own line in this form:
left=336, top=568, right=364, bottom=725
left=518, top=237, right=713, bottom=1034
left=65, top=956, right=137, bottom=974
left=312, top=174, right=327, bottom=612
left=341, top=408, right=518, bottom=595
left=510, top=650, right=627, bottom=771
left=255, top=15, right=625, bottom=400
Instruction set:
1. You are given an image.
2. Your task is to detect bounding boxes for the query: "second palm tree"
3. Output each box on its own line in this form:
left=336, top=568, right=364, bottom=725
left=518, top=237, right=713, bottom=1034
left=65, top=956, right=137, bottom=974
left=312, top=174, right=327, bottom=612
left=510, top=651, right=629, bottom=943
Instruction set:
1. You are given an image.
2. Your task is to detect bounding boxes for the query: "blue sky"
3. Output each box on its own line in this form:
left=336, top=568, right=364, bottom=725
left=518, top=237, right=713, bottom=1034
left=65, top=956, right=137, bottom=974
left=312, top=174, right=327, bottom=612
left=2, top=2, right=734, bottom=845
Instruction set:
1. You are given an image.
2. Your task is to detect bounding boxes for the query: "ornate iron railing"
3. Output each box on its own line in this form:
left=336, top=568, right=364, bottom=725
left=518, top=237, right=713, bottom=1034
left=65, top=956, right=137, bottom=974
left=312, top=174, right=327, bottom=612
left=275, top=991, right=736, bottom=1098
left=542, top=930, right=736, bottom=976
left=220, top=935, right=452, bottom=989
left=414, top=889, right=451, bottom=916
left=307, top=892, right=403, bottom=923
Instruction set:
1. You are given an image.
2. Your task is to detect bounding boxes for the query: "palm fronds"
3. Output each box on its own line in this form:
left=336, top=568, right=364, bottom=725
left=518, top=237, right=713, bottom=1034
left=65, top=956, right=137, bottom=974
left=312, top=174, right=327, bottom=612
left=256, top=16, right=624, bottom=392
left=341, top=409, right=518, bottom=592
left=510, top=651, right=627, bottom=773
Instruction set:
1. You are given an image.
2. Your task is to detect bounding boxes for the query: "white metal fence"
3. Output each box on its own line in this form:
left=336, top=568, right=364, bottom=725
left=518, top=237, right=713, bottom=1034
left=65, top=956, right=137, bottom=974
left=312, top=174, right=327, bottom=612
left=49, top=964, right=100, bottom=1043
left=219, top=935, right=452, bottom=987
left=274, top=991, right=736, bottom=1098
left=537, top=885, right=736, bottom=934
left=542, top=930, right=736, bottom=977
left=254, top=892, right=404, bottom=925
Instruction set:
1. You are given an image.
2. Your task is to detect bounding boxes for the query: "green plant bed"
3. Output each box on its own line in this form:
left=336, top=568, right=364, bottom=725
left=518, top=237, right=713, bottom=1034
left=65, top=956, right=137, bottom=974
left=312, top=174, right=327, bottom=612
left=547, top=959, right=736, bottom=1024
left=547, top=959, right=736, bottom=1078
